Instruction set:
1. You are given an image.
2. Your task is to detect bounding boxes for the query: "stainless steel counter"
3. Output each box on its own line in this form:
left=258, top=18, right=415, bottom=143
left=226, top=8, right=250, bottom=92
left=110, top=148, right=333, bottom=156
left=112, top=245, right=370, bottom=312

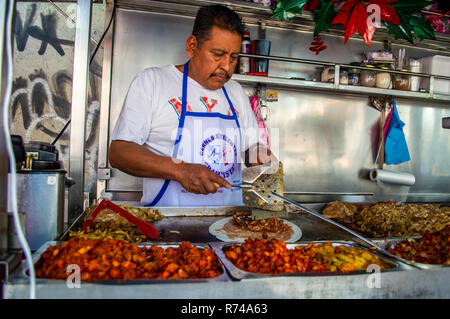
left=151, top=212, right=352, bottom=243
left=4, top=264, right=450, bottom=299
left=4, top=204, right=450, bottom=299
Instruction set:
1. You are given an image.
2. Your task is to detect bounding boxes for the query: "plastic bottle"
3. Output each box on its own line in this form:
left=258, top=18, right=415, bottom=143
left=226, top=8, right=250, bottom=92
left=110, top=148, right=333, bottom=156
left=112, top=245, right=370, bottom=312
left=409, top=59, right=421, bottom=91
left=239, top=32, right=251, bottom=75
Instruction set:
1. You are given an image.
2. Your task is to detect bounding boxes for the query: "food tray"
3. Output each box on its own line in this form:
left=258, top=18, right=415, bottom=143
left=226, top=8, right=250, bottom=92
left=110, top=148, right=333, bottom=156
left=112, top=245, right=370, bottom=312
left=19, top=241, right=230, bottom=284
left=209, top=241, right=412, bottom=280
left=374, top=238, right=450, bottom=269
left=56, top=205, right=251, bottom=242
left=317, top=201, right=450, bottom=240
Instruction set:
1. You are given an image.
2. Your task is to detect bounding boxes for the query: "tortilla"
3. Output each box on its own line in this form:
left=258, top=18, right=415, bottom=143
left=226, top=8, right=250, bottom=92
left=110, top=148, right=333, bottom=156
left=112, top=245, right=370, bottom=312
left=209, top=217, right=302, bottom=243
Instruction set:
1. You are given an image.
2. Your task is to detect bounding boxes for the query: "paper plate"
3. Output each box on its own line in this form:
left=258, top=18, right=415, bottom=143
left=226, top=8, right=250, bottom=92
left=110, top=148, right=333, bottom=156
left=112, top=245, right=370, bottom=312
left=209, top=217, right=302, bottom=243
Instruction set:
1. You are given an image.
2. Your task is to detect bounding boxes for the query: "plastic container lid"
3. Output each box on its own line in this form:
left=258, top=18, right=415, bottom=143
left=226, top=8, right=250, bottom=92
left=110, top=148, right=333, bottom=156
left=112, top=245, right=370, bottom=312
left=340, top=70, right=348, bottom=74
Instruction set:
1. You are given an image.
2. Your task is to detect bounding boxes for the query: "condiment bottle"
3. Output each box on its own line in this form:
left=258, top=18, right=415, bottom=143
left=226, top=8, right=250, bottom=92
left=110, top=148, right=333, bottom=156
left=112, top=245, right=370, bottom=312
left=360, top=64, right=376, bottom=87
left=394, top=69, right=410, bottom=90
left=409, top=59, right=421, bottom=91
left=239, top=32, right=251, bottom=74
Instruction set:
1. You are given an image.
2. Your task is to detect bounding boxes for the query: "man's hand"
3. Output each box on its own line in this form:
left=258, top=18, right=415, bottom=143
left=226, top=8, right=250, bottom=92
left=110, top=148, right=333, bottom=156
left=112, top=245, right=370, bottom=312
left=175, top=162, right=232, bottom=194
left=245, top=143, right=278, bottom=167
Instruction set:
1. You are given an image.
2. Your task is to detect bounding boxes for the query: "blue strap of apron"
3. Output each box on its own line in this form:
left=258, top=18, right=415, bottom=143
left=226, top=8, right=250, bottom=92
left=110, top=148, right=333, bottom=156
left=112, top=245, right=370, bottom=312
left=146, top=62, right=190, bottom=206
left=222, top=86, right=242, bottom=184
left=222, top=86, right=241, bottom=129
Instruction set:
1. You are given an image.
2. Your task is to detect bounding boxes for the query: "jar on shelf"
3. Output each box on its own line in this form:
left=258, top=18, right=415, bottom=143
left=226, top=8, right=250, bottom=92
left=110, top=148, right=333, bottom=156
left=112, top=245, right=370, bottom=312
left=339, top=69, right=349, bottom=85
left=327, top=68, right=335, bottom=83
left=394, top=70, right=410, bottom=90
left=375, top=66, right=392, bottom=89
left=360, top=65, right=376, bottom=87
left=321, top=67, right=335, bottom=83
left=349, top=70, right=360, bottom=85
left=348, top=62, right=361, bottom=85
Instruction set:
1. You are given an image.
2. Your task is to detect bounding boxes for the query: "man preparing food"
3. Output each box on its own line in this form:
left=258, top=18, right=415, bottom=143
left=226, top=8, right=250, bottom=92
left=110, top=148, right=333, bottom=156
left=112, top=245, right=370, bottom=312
left=109, top=4, right=276, bottom=207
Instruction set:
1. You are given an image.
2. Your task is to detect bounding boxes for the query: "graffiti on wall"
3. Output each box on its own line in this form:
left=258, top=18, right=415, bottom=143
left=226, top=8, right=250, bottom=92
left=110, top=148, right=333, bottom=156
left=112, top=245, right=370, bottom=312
left=15, top=4, right=74, bottom=56
left=11, top=3, right=105, bottom=194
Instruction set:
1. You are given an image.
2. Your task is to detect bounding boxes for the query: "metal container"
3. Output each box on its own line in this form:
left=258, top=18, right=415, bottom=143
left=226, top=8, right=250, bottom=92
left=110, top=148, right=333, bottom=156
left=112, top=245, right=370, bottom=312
left=20, top=241, right=230, bottom=284
left=9, top=170, right=66, bottom=250
left=7, top=212, right=26, bottom=250
left=210, top=241, right=411, bottom=280
left=374, top=238, right=450, bottom=269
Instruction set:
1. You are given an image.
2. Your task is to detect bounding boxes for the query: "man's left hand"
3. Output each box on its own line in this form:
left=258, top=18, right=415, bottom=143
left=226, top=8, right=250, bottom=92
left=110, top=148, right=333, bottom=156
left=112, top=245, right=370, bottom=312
left=244, top=143, right=278, bottom=167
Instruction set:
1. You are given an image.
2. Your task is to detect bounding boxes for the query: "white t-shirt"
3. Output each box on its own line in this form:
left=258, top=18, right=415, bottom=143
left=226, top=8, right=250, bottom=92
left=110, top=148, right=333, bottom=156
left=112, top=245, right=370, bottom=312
left=111, top=65, right=264, bottom=203
left=112, top=64, right=264, bottom=158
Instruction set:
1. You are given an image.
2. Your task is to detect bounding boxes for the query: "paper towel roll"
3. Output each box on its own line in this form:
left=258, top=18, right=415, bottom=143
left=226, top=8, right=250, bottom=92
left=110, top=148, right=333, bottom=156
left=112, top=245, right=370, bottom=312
left=370, top=169, right=415, bottom=186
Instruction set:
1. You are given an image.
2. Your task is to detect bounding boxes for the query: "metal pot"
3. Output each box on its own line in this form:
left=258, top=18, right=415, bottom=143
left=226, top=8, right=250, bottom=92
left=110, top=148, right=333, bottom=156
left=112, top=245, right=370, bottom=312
left=10, top=169, right=66, bottom=250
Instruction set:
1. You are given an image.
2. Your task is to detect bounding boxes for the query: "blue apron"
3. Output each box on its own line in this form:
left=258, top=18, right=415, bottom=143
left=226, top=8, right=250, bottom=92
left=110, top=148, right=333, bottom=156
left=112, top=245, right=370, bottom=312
left=144, top=62, right=243, bottom=206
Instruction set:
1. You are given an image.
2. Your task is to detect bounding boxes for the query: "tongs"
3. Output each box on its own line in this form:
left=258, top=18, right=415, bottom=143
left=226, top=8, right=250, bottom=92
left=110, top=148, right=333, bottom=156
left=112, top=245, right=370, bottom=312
left=269, top=192, right=421, bottom=269
left=82, top=199, right=159, bottom=239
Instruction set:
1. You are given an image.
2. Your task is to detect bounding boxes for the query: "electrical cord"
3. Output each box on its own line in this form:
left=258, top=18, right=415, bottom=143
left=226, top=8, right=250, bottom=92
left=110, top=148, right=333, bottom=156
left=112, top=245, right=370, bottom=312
left=90, top=0, right=116, bottom=66
left=2, top=0, right=36, bottom=298
left=51, top=0, right=117, bottom=145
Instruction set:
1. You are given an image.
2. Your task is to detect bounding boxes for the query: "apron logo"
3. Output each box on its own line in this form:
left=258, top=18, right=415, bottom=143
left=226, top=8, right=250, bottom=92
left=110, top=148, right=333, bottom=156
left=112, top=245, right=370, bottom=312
left=169, top=97, right=192, bottom=118
left=200, top=133, right=237, bottom=179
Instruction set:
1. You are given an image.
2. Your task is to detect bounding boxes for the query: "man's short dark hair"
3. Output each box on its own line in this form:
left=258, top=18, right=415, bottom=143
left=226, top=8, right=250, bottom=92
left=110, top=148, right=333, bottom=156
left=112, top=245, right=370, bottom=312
left=192, top=5, right=245, bottom=47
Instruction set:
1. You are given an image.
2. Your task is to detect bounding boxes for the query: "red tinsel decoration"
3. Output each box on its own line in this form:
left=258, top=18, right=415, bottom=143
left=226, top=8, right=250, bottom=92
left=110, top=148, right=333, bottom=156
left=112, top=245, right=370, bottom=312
left=309, top=35, right=327, bottom=54
left=332, top=0, right=401, bottom=46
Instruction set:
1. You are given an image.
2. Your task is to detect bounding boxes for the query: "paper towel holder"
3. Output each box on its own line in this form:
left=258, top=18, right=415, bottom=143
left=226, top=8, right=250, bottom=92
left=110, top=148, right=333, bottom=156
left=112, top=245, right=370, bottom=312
left=370, top=169, right=416, bottom=186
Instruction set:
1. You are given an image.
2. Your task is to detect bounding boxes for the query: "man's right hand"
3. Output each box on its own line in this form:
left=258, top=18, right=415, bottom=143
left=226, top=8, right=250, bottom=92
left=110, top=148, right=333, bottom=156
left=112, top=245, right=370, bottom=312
left=175, top=162, right=232, bottom=195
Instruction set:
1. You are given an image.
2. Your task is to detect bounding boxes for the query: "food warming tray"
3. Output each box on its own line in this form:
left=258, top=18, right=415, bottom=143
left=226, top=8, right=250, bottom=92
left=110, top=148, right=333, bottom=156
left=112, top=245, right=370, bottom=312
left=19, top=241, right=230, bottom=284
left=374, top=238, right=450, bottom=269
left=209, top=241, right=414, bottom=280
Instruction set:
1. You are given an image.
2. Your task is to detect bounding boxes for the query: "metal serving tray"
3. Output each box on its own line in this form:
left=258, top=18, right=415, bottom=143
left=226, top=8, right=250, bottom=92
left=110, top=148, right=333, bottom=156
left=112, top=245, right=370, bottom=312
left=56, top=204, right=251, bottom=242
left=18, top=241, right=230, bottom=284
left=209, top=241, right=413, bottom=280
left=374, top=238, right=449, bottom=269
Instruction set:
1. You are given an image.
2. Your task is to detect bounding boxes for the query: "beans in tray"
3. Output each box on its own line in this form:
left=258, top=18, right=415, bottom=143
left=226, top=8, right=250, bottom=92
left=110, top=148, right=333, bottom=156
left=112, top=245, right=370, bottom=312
left=34, top=238, right=223, bottom=280
left=224, top=238, right=391, bottom=274
left=387, top=225, right=450, bottom=265
left=322, top=201, right=450, bottom=238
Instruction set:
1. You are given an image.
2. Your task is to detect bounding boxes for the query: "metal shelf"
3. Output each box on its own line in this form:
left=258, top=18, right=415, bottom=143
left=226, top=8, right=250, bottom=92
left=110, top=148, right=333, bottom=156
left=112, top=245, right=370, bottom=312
left=117, top=0, right=450, bottom=53
left=233, top=51, right=450, bottom=103
left=233, top=73, right=450, bottom=103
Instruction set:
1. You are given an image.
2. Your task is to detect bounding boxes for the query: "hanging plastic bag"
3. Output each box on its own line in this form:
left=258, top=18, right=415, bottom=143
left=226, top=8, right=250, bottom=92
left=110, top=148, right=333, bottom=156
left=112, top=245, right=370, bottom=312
left=384, top=100, right=411, bottom=165
left=250, top=94, right=270, bottom=148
